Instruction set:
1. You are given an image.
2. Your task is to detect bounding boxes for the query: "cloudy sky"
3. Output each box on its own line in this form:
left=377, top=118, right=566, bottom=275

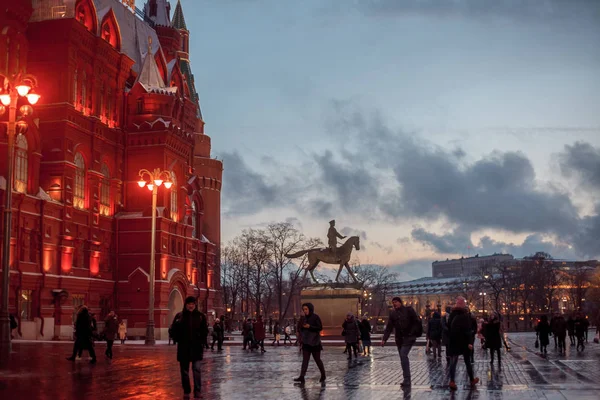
left=146, top=0, right=600, bottom=280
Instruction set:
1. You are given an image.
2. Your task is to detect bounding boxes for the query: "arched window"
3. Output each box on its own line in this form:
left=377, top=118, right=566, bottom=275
left=100, top=11, right=121, bottom=50
left=100, top=163, right=110, bottom=216
left=73, top=153, right=86, bottom=209
left=75, top=0, right=97, bottom=32
left=170, top=173, right=178, bottom=221
left=81, top=71, right=87, bottom=110
left=106, top=87, right=112, bottom=120
left=191, top=201, right=197, bottom=238
left=97, top=82, right=104, bottom=118
left=14, top=133, right=28, bottom=193
left=73, top=69, right=78, bottom=105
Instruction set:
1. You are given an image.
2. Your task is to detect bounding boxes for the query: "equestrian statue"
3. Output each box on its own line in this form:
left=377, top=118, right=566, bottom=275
left=285, top=220, right=360, bottom=284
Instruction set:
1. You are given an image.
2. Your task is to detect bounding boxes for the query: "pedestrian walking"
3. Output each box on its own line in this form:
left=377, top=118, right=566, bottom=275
left=535, top=315, right=551, bottom=355
left=484, top=311, right=502, bottom=366
left=359, top=316, right=372, bottom=356
left=381, top=296, right=423, bottom=387
left=242, top=318, right=255, bottom=350
left=553, top=314, right=567, bottom=353
left=574, top=312, right=589, bottom=352
left=118, top=321, right=127, bottom=344
left=427, top=311, right=443, bottom=360
left=103, top=311, right=119, bottom=359
left=567, top=315, right=576, bottom=345
left=9, top=314, right=18, bottom=339
left=342, top=312, right=360, bottom=360
left=272, top=322, right=281, bottom=346
left=67, top=306, right=97, bottom=364
left=254, top=315, right=267, bottom=352
left=210, top=319, right=224, bottom=351
left=283, top=324, right=292, bottom=345
left=447, top=297, right=479, bottom=391
left=550, top=313, right=559, bottom=348
left=293, top=303, right=326, bottom=384
left=170, top=296, right=209, bottom=399
left=441, top=305, right=452, bottom=363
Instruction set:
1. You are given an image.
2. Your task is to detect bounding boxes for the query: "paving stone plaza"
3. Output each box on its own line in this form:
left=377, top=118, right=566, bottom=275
left=0, top=332, right=598, bottom=399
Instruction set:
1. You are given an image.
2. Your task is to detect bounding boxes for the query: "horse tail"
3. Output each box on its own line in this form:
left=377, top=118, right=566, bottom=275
left=285, top=249, right=311, bottom=259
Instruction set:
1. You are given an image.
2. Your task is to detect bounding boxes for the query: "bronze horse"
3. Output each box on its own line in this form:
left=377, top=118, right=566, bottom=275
left=285, top=236, right=360, bottom=284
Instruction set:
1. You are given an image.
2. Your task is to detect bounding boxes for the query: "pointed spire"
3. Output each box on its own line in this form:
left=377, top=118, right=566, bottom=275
left=172, top=0, right=188, bottom=30
left=135, top=37, right=166, bottom=89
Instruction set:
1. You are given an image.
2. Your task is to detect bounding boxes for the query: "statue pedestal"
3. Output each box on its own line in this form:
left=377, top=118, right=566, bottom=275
left=300, top=284, right=362, bottom=337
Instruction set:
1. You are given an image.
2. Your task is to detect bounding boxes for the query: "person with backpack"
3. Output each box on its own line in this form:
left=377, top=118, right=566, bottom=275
left=381, top=296, right=422, bottom=387
left=427, top=311, right=443, bottom=360
left=448, top=296, right=479, bottom=391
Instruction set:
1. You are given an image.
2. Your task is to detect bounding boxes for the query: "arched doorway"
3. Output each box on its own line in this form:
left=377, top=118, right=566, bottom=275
left=168, top=288, right=183, bottom=327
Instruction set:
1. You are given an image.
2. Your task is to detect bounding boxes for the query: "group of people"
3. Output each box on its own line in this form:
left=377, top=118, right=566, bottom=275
left=66, top=306, right=127, bottom=363
left=341, top=313, right=373, bottom=359
left=240, top=316, right=267, bottom=352
left=536, top=311, right=590, bottom=354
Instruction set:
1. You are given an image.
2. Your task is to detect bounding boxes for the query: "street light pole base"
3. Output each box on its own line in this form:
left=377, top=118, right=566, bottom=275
left=145, top=322, right=156, bottom=345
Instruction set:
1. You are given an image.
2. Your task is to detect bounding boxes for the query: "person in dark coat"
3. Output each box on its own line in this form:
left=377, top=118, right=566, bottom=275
left=242, top=318, right=254, bottom=350
left=342, top=312, right=360, bottom=360
left=294, top=302, right=326, bottom=384
left=10, top=314, right=18, bottom=339
left=210, top=319, right=224, bottom=351
left=536, top=315, right=552, bottom=355
left=67, top=306, right=96, bottom=363
left=171, top=296, right=208, bottom=398
left=381, top=296, right=422, bottom=387
left=553, top=314, right=567, bottom=353
left=272, top=322, right=281, bottom=346
left=359, top=316, right=372, bottom=356
left=254, top=315, right=266, bottom=353
left=567, top=316, right=576, bottom=345
left=103, top=311, right=119, bottom=359
left=447, top=297, right=479, bottom=391
left=441, top=305, right=452, bottom=363
left=427, top=311, right=443, bottom=359
left=574, top=312, right=589, bottom=352
left=550, top=313, right=559, bottom=348
left=484, top=311, right=502, bottom=365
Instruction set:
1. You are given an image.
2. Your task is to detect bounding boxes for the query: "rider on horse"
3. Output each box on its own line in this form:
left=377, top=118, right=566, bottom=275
left=327, top=220, right=346, bottom=260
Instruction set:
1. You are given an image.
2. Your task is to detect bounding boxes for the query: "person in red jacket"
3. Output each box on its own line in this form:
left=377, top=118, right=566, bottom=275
left=254, top=315, right=267, bottom=353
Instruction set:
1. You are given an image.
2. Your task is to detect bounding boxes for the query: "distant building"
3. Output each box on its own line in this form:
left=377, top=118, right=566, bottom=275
left=432, top=253, right=514, bottom=278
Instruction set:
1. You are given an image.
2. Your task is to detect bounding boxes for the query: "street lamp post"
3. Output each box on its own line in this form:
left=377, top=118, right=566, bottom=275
left=0, top=73, right=40, bottom=360
left=137, top=168, right=173, bottom=345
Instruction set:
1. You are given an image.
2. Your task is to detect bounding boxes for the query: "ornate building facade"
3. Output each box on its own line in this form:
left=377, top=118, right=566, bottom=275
left=0, top=0, right=223, bottom=340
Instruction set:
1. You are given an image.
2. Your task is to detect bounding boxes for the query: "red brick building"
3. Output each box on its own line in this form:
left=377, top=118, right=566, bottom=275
left=0, top=0, right=223, bottom=340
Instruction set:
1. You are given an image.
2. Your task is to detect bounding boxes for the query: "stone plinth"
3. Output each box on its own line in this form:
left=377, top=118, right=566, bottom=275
left=300, top=285, right=362, bottom=337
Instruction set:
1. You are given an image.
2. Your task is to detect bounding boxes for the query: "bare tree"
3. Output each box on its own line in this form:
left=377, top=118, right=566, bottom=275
left=353, top=264, right=398, bottom=317
left=220, top=245, right=245, bottom=319
left=265, top=222, right=306, bottom=323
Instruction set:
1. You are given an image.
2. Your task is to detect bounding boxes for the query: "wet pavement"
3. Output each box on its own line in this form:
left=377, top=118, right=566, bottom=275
left=0, top=332, right=598, bottom=399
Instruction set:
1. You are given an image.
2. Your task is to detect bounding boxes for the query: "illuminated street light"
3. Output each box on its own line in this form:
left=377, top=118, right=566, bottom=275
left=137, top=168, right=173, bottom=345
left=1, top=73, right=40, bottom=360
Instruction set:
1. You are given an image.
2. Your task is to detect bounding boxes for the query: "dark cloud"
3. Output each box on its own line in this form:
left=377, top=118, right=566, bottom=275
left=411, top=227, right=472, bottom=254
left=340, top=227, right=368, bottom=241
left=560, top=141, right=600, bottom=191
left=411, top=227, right=578, bottom=260
left=312, top=151, right=381, bottom=213
left=221, top=101, right=600, bottom=260
left=220, top=152, right=283, bottom=216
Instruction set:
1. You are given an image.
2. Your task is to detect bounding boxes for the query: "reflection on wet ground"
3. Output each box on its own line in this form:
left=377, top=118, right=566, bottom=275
left=0, top=333, right=598, bottom=400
